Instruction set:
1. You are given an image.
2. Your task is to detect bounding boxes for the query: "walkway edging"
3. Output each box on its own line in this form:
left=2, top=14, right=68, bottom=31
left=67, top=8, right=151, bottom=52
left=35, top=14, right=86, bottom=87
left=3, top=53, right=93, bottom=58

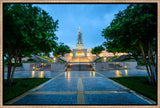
left=95, top=71, right=156, bottom=104
left=5, top=72, right=65, bottom=104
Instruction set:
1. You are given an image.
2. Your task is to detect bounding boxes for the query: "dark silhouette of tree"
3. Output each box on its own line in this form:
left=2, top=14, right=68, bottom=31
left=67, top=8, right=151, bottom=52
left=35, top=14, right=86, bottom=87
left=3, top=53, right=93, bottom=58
left=102, top=4, right=157, bottom=85
left=4, top=4, right=58, bottom=85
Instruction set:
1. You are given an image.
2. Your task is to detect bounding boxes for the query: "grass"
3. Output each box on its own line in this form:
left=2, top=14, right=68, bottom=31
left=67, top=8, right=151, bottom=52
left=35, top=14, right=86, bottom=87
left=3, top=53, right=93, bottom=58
left=37, top=56, right=54, bottom=63
left=57, top=57, right=67, bottom=63
left=93, top=57, right=103, bottom=62
left=111, top=76, right=157, bottom=101
left=106, top=56, right=118, bottom=62
left=4, top=63, right=23, bottom=68
left=119, top=58, right=136, bottom=62
left=23, top=60, right=40, bottom=63
left=4, top=78, right=50, bottom=103
left=137, top=61, right=146, bottom=66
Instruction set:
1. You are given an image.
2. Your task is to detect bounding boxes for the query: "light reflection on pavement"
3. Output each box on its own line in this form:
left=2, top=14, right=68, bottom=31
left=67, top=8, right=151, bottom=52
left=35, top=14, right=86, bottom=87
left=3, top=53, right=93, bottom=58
left=4, top=69, right=147, bottom=79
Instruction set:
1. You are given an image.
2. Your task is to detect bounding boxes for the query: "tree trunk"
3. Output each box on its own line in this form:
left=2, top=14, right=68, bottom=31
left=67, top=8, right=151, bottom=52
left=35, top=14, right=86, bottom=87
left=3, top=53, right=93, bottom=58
left=7, top=57, right=12, bottom=86
left=11, top=50, right=20, bottom=84
left=139, top=40, right=152, bottom=83
left=19, top=54, right=22, bottom=63
left=132, top=53, right=138, bottom=61
left=150, top=46, right=156, bottom=66
left=113, top=52, right=116, bottom=56
left=150, top=43, right=157, bottom=83
left=148, top=41, right=156, bottom=85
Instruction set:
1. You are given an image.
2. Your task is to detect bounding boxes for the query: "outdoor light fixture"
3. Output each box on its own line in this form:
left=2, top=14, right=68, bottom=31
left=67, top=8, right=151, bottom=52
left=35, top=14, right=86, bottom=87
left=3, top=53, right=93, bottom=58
left=104, top=57, right=106, bottom=62
left=53, top=57, right=56, bottom=63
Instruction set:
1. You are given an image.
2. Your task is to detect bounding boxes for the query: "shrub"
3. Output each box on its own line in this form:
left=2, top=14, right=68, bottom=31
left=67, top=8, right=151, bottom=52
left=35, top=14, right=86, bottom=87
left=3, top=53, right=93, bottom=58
left=28, top=58, right=34, bottom=61
left=137, top=61, right=145, bottom=66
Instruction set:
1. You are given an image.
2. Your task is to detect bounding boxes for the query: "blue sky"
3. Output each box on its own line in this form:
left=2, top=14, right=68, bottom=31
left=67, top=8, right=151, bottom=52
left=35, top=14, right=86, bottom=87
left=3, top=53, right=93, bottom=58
left=33, top=4, right=129, bottom=49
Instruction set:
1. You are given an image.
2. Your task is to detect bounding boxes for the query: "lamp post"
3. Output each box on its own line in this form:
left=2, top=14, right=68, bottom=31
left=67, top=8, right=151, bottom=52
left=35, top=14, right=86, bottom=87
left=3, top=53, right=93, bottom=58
left=104, top=57, right=106, bottom=62
left=53, top=57, right=56, bottom=63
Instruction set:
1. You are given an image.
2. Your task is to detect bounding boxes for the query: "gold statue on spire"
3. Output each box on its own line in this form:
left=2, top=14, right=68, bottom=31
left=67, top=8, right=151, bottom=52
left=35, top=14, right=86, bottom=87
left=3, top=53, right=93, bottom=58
left=79, top=26, right=81, bottom=32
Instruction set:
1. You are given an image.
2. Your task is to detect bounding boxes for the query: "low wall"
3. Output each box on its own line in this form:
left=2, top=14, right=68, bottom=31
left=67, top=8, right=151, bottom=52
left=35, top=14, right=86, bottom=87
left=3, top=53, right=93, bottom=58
left=4, top=67, right=23, bottom=72
left=23, top=63, right=51, bottom=71
left=113, top=62, right=137, bottom=69
left=136, top=66, right=146, bottom=70
left=23, top=63, right=65, bottom=71
left=95, top=63, right=109, bottom=71
left=51, top=63, right=65, bottom=72
left=23, top=63, right=32, bottom=71
left=94, top=62, right=137, bottom=71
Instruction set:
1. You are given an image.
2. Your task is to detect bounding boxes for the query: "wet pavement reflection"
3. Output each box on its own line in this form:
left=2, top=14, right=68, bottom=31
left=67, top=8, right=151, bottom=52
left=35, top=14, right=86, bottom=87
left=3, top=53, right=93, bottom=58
left=5, top=69, right=152, bottom=105
left=4, top=69, right=147, bottom=79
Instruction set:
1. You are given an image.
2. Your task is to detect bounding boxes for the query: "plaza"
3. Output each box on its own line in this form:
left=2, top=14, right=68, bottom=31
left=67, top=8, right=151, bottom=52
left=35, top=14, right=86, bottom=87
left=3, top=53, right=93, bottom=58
left=4, top=69, right=155, bottom=105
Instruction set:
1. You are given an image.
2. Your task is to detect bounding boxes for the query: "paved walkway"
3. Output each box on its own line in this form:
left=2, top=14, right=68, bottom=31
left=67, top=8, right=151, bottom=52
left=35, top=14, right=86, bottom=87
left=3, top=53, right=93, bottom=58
left=6, top=71, right=154, bottom=105
left=4, top=69, right=148, bottom=78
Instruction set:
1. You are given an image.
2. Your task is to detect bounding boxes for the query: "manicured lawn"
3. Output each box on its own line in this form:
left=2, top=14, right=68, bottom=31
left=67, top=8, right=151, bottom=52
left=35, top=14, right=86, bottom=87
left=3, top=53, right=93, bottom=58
left=23, top=60, right=40, bottom=63
left=37, top=56, right=54, bottom=63
left=57, top=57, right=67, bottom=63
left=93, top=57, right=103, bottom=62
left=111, top=76, right=157, bottom=101
left=107, top=56, right=118, bottom=62
left=4, top=78, right=50, bottom=103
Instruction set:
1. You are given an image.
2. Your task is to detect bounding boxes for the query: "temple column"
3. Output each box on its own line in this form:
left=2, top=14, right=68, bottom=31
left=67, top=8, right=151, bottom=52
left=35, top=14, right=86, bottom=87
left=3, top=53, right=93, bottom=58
left=73, top=49, right=75, bottom=57
left=85, top=49, right=87, bottom=57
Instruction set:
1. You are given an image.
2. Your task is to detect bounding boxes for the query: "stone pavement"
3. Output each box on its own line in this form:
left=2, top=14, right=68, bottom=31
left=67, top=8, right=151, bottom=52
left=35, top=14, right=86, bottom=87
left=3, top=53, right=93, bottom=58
left=5, top=71, right=155, bottom=105
left=4, top=69, right=148, bottom=79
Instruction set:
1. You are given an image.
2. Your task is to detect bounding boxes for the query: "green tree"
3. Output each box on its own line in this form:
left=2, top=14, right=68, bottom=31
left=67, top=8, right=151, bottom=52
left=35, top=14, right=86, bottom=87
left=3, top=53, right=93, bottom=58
left=53, top=42, right=71, bottom=57
left=91, top=45, right=105, bottom=56
left=4, top=4, right=58, bottom=85
left=102, top=4, right=157, bottom=85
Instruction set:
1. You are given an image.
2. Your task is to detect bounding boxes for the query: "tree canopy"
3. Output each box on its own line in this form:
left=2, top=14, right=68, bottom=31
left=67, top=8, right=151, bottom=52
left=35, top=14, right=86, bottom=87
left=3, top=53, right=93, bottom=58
left=91, top=45, right=105, bottom=56
left=102, top=4, right=157, bottom=85
left=53, top=42, right=71, bottom=57
left=4, top=4, right=59, bottom=85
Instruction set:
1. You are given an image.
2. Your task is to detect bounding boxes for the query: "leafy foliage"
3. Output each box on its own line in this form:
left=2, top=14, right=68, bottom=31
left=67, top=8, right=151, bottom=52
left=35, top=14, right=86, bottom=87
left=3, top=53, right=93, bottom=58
left=4, top=4, right=58, bottom=85
left=102, top=4, right=157, bottom=85
left=91, top=45, right=105, bottom=56
left=53, top=42, right=71, bottom=57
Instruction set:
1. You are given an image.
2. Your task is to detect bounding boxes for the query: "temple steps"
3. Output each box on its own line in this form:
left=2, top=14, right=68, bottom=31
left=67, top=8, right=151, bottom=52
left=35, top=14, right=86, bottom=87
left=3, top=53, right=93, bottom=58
left=69, top=57, right=90, bottom=62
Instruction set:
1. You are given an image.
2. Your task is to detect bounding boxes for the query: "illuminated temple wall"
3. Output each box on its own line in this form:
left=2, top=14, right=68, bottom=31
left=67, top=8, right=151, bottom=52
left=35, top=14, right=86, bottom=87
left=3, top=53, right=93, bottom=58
left=62, top=49, right=128, bottom=62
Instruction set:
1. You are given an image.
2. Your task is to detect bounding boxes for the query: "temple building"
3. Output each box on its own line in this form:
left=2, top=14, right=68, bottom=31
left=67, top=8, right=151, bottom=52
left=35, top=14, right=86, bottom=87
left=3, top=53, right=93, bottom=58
left=76, top=27, right=84, bottom=49
left=61, top=27, right=128, bottom=62
left=73, top=27, right=87, bottom=57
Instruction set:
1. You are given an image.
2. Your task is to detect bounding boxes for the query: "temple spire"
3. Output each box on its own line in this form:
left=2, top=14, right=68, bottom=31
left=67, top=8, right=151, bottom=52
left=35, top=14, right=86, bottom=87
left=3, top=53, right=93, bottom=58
left=76, top=27, right=84, bottom=49
left=78, top=26, right=81, bottom=32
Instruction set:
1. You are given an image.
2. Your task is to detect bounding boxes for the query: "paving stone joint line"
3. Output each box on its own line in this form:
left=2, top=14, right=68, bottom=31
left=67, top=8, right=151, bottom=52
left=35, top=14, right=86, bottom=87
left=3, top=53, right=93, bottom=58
left=4, top=71, right=156, bottom=105
left=5, top=72, right=65, bottom=104
left=77, top=78, right=85, bottom=104
left=95, top=71, right=156, bottom=104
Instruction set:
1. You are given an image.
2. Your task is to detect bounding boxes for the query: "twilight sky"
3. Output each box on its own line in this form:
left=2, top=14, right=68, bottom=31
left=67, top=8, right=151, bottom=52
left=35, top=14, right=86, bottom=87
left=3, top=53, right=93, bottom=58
left=33, top=4, right=129, bottom=49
